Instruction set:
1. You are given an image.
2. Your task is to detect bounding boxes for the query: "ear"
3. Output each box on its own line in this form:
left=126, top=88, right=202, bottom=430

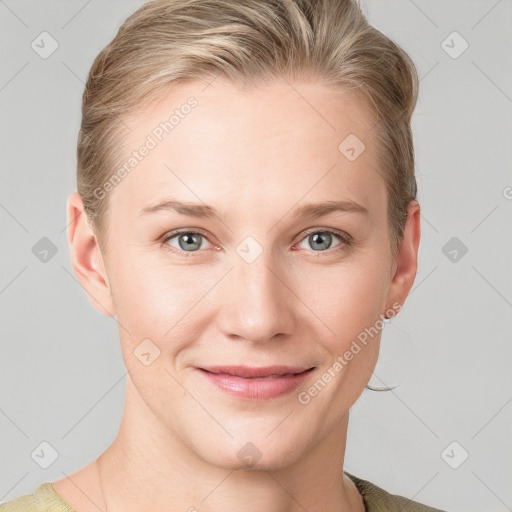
left=385, top=200, right=421, bottom=314
left=66, top=192, right=115, bottom=317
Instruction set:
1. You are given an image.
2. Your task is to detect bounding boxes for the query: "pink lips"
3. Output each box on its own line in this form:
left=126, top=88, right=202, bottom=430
left=197, top=365, right=315, bottom=400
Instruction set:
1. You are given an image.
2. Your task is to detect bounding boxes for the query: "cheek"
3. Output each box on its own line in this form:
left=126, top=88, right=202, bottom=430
left=307, top=258, right=388, bottom=390
left=110, top=251, right=200, bottom=325
left=109, top=239, right=390, bottom=359
left=108, top=251, right=230, bottom=377
left=309, top=260, right=389, bottom=336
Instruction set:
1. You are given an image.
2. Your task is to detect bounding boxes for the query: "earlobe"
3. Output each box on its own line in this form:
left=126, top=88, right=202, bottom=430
left=66, top=192, right=115, bottom=317
left=385, top=200, right=421, bottom=312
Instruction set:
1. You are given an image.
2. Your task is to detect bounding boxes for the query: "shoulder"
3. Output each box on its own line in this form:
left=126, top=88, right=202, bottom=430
left=345, top=472, right=448, bottom=512
left=0, top=490, right=38, bottom=512
left=0, top=483, right=74, bottom=512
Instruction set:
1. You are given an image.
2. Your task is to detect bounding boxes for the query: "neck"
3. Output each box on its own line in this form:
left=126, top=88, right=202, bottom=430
left=97, top=375, right=363, bottom=512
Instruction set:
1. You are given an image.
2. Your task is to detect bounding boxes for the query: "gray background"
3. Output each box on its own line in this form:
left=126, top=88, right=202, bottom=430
left=1, top=1, right=511, bottom=511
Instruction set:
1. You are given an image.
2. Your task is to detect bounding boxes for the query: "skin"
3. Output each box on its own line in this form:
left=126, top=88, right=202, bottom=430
left=55, top=76, right=420, bottom=512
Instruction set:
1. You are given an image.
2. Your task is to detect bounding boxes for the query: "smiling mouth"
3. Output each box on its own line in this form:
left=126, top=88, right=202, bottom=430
left=201, top=370, right=313, bottom=380
left=196, top=366, right=317, bottom=401
left=198, top=365, right=316, bottom=379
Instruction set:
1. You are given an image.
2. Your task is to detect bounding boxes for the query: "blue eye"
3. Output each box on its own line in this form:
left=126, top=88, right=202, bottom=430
left=163, top=231, right=212, bottom=253
left=162, top=229, right=351, bottom=256
left=296, top=230, right=349, bottom=252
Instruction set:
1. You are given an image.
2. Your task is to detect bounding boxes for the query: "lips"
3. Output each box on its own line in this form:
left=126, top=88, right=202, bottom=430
left=199, top=365, right=314, bottom=379
left=196, top=365, right=316, bottom=400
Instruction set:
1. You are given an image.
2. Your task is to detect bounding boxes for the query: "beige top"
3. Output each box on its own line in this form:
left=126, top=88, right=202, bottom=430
left=0, top=472, right=447, bottom=511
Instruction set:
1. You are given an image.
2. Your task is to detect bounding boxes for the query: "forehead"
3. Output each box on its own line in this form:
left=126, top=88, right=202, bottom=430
left=108, top=77, right=384, bottom=222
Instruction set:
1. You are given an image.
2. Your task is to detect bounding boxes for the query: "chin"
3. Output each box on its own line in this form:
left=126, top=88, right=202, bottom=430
left=198, top=433, right=306, bottom=472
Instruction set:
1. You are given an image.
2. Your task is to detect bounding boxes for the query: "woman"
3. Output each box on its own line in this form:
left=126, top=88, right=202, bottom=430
left=1, top=0, right=448, bottom=510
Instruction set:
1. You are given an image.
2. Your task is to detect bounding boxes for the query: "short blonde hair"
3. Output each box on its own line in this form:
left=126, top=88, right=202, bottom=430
left=77, top=0, right=419, bottom=254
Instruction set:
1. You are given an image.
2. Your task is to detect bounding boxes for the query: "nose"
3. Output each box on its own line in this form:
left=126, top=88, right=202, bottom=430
left=216, top=249, right=296, bottom=344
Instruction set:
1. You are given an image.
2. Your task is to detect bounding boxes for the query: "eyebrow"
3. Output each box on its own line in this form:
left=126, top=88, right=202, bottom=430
left=139, top=198, right=369, bottom=220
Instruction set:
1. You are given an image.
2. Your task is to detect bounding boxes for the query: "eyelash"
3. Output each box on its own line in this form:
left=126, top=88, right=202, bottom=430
left=160, top=228, right=352, bottom=257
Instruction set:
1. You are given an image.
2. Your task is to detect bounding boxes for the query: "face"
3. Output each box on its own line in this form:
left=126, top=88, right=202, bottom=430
left=69, top=76, right=419, bottom=471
